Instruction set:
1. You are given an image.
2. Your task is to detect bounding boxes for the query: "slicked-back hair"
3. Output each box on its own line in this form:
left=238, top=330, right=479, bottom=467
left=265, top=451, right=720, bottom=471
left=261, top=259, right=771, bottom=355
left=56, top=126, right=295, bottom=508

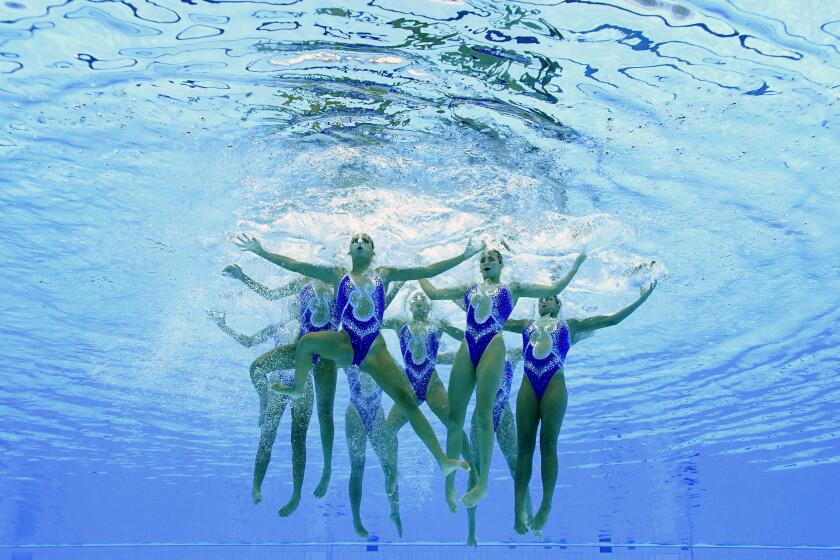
left=484, top=248, right=504, bottom=266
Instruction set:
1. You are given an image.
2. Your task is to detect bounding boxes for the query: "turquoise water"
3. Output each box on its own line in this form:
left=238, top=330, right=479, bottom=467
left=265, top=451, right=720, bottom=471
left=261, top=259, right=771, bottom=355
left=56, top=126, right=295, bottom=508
left=1, top=0, right=839, bottom=556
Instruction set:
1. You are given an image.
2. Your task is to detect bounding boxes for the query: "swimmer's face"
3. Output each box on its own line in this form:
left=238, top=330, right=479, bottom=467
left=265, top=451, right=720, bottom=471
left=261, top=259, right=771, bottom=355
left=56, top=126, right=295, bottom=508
left=349, top=233, right=374, bottom=259
left=409, top=292, right=431, bottom=319
left=539, top=296, right=560, bottom=317
left=479, top=250, right=503, bottom=280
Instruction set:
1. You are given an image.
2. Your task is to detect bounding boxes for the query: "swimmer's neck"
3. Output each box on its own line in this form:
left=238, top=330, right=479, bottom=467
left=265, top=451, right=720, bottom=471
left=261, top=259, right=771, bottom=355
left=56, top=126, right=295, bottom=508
left=480, top=274, right=502, bottom=285
left=350, top=255, right=374, bottom=275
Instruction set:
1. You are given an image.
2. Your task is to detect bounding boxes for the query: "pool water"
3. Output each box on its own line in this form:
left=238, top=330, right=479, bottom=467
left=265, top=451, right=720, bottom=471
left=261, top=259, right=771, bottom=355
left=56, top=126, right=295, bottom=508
left=1, top=0, right=838, bottom=558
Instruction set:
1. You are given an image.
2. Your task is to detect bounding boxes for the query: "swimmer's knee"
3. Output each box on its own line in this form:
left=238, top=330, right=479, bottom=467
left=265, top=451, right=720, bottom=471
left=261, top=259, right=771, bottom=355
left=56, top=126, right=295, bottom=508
left=473, top=407, right=492, bottom=428
left=392, top=387, right=417, bottom=411
left=539, top=435, right=558, bottom=454
left=297, top=335, right=317, bottom=355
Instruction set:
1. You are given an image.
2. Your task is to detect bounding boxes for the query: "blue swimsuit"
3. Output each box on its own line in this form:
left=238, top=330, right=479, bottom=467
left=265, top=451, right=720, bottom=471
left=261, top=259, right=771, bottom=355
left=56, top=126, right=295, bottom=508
left=492, top=360, right=514, bottom=431
left=398, top=324, right=441, bottom=403
left=299, top=282, right=338, bottom=363
left=522, top=319, right=571, bottom=400
left=464, top=284, right=514, bottom=366
left=346, top=365, right=382, bottom=435
left=335, top=274, right=385, bottom=366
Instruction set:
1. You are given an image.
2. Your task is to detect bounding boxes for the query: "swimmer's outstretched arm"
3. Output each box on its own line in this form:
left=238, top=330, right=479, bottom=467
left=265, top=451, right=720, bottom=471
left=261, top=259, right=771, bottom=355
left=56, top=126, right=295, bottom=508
left=502, top=318, right=530, bottom=333
left=380, top=239, right=486, bottom=283
left=439, top=320, right=464, bottom=343
left=385, top=281, right=405, bottom=309
left=510, top=253, right=587, bottom=299
left=418, top=278, right=469, bottom=302
left=568, top=280, right=657, bottom=344
left=381, top=318, right=403, bottom=332
left=234, top=234, right=343, bottom=284
left=206, top=311, right=279, bottom=348
left=222, top=264, right=305, bottom=301
left=436, top=351, right=457, bottom=365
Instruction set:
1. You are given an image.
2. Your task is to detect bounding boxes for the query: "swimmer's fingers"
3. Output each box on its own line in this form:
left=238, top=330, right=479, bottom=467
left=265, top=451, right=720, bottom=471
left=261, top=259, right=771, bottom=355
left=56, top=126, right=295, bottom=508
left=206, top=310, right=225, bottom=323
left=464, top=238, right=486, bottom=256
left=234, top=234, right=261, bottom=252
left=222, top=264, right=243, bottom=278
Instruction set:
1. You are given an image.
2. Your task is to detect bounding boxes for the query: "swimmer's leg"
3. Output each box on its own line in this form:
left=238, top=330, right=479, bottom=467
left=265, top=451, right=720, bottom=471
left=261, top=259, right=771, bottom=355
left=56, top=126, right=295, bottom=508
left=250, top=343, right=296, bottom=425
left=252, top=393, right=289, bottom=504
left=444, top=343, right=477, bottom=510
left=384, top=402, right=409, bottom=435
left=370, top=410, right=402, bottom=538
left=312, top=358, right=337, bottom=498
left=426, top=372, right=474, bottom=512
left=362, top=337, right=469, bottom=477
left=274, top=331, right=353, bottom=399
left=529, top=373, right=568, bottom=536
left=466, top=414, right=480, bottom=547
left=514, top=376, right=539, bottom=534
left=346, top=405, right=369, bottom=538
left=278, top=375, right=314, bottom=517
left=462, top=335, right=506, bottom=509
left=497, top=404, right=533, bottom=519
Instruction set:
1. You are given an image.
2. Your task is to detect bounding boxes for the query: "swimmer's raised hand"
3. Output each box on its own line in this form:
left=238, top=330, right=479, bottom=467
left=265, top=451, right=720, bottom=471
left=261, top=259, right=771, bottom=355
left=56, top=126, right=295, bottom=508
left=222, top=264, right=244, bottom=279
left=464, top=238, right=486, bottom=257
left=206, top=310, right=226, bottom=325
left=234, top=234, right=264, bottom=254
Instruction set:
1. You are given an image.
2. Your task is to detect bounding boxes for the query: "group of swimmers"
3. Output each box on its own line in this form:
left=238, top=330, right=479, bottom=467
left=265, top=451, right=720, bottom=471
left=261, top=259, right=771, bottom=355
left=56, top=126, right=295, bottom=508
left=208, top=232, right=656, bottom=544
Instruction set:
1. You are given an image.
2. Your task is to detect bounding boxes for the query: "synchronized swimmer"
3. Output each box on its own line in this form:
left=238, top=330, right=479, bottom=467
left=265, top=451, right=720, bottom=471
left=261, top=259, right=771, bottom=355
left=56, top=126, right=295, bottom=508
left=212, top=232, right=657, bottom=543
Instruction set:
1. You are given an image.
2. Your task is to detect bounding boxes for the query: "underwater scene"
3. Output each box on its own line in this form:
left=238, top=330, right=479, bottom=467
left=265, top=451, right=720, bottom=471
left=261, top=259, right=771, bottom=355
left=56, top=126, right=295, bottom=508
left=1, top=0, right=838, bottom=558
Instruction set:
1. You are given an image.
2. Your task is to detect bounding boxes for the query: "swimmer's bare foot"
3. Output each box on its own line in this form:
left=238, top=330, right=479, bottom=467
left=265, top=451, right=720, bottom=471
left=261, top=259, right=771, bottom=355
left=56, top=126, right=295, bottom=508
left=277, top=492, right=301, bottom=517
left=271, top=381, right=305, bottom=400
left=528, top=504, right=551, bottom=536
left=514, top=507, right=529, bottom=534
left=440, top=457, right=469, bottom=477
left=353, top=517, right=369, bottom=538
left=313, top=466, right=331, bottom=498
left=445, top=476, right=459, bottom=512
left=461, top=482, right=487, bottom=509
left=466, top=532, right=478, bottom=548
left=252, top=487, right=262, bottom=505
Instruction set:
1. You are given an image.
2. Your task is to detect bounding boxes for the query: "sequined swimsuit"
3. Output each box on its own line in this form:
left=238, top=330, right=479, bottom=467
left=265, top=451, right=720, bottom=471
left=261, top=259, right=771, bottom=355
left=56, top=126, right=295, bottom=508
left=298, top=282, right=338, bottom=364
left=492, top=360, right=514, bottom=431
left=335, top=274, right=385, bottom=366
left=346, top=365, right=382, bottom=434
left=398, top=324, right=440, bottom=403
left=464, top=283, right=514, bottom=366
left=522, top=319, right=571, bottom=400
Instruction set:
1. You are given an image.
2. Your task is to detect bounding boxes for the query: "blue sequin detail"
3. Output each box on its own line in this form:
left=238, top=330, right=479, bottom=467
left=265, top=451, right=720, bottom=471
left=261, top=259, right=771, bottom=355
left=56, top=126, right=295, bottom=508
left=335, top=274, right=385, bottom=366
left=299, top=282, right=337, bottom=337
left=522, top=320, right=570, bottom=400
left=299, top=282, right=338, bottom=364
left=346, top=365, right=382, bottom=434
left=492, top=360, right=514, bottom=431
left=464, top=283, right=513, bottom=365
left=398, top=324, right=440, bottom=403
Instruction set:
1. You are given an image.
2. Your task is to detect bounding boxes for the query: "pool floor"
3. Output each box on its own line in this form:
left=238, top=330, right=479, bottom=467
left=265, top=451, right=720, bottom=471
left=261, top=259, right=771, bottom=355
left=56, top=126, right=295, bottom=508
left=3, top=543, right=839, bottom=560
